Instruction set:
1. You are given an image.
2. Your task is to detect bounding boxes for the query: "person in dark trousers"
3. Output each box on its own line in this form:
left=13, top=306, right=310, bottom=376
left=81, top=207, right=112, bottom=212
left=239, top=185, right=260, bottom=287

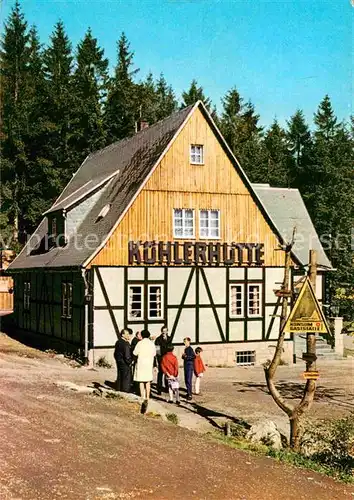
left=155, top=325, right=171, bottom=395
left=182, top=337, right=195, bottom=401
left=114, top=328, right=133, bottom=392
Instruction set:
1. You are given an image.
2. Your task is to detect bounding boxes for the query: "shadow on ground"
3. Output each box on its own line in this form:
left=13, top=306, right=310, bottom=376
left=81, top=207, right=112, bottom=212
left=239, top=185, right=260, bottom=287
left=233, top=381, right=354, bottom=409
left=100, top=379, right=250, bottom=432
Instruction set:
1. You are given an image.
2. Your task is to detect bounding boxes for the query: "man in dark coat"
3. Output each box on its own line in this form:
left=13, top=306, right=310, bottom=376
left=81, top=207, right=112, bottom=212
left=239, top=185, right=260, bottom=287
left=114, top=328, right=133, bottom=392
left=182, top=337, right=195, bottom=401
left=155, top=326, right=171, bottom=395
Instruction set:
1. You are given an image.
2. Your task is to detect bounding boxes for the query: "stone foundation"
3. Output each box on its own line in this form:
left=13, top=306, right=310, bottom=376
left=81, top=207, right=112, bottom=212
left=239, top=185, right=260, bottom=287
left=90, top=341, right=294, bottom=368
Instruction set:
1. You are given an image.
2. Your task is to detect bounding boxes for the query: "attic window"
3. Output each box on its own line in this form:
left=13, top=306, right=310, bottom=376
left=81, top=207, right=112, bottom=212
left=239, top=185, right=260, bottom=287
left=96, top=204, right=111, bottom=222
left=190, top=144, right=204, bottom=164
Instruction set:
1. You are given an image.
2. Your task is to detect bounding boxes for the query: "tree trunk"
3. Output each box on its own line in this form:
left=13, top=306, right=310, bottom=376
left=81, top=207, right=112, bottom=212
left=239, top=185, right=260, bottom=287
left=290, top=415, right=301, bottom=451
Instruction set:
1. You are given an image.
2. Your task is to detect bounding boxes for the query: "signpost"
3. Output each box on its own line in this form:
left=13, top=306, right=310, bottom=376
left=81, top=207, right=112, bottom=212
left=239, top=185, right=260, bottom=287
left=303, top=371, right=320, bottom=380
left=282, top=277, right=330, bottom=335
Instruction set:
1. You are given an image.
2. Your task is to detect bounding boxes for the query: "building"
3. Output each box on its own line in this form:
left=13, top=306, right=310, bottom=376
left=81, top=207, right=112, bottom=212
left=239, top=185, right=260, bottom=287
left=7, top=101, right=331, bottom=366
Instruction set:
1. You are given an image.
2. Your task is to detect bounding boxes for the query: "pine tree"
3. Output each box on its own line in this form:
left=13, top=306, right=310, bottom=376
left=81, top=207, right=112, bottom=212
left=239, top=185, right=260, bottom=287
left=135, top=72, right=158, bottom=124
left=155, top=73, right=177, bottom=121
left=104, top=33, right=139, bottom=142
left=0, top=1, right=31, bottom=243
left=286, top=109, right=312, bottom=188
left=220, top=87, right=265, bottom=181
left=314, top=94, right=340, bottom=140
left=263, top=120, right=290, bottom=187
left=42, top=21, right=74, bottom=192
left=181, top=79, right=211, bottom=109
left=71, top=28, right=108, bottom=162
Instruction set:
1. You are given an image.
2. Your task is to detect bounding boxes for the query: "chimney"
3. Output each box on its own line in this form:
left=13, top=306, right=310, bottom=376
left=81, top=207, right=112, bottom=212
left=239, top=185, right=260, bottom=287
left=136, top=120, right=149, bottom=132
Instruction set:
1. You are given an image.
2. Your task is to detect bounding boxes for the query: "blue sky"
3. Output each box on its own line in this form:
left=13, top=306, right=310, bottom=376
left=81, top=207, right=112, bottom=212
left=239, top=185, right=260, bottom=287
left=2, top=0, right=353, bottom=128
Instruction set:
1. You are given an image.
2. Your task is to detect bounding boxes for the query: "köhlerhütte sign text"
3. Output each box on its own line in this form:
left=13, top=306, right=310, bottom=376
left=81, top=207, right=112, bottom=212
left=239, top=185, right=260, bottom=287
left=128, top=241, right=265, bottom=266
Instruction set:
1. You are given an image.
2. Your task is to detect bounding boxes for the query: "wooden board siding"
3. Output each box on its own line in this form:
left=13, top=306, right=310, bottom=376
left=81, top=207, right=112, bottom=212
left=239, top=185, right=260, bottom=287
left=145, top=107, right=249, bottom=195
left=13, top=271, right=85, bottom=350
left=89, top=107, right=285, bottom=268
left=0, top=276, right=13, bottom=311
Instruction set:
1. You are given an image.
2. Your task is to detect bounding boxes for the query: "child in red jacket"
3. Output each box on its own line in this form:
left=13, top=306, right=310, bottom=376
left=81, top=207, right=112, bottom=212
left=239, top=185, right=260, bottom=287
left=194, top=347, right=206, bottom=395
left=160, top=345, right=180, bottom=405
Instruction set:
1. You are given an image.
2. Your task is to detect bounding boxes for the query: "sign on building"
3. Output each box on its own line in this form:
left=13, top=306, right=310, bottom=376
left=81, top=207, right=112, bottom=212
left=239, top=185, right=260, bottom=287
left=283, top=278, right=330, bottom=334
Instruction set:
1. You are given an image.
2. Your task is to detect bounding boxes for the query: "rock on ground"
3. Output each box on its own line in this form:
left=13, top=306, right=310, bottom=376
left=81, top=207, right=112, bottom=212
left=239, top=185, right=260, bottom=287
left=246, top=419, right=283, bottom=450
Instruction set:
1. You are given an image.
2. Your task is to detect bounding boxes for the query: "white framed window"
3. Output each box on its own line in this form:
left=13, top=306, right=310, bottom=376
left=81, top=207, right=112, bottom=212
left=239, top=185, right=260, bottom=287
left=24, top=281, right=31, bottom=311
left=148, top=285, right=164, bottom=320
left=199, top=209, right=220, bottom=239
left=52, top=217, right=57, bottom=238
left=128, top=285, right=143, bottom=320
left=173, top=208, right=195, bottom=238
left=248, top=284, right=262, bottom=317
left=61, top=282, right=73, bottom=319
left=190, top=144, right=204, bottom=164
left=229, top=284, right=244, bottom=317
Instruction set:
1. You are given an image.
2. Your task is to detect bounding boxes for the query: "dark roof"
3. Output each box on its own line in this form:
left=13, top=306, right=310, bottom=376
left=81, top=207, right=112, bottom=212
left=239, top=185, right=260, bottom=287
left=9, top=105, right=193, bottom=270
left=253, top=184, right=332, bottom=269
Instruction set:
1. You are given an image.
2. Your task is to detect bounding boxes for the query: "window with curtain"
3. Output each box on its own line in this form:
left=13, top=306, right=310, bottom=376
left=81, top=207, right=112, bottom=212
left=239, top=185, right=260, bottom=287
left=148, top=285, right=164, bottom=319
left=199, top=209, right=220, bottom=239
left=229, top=284, right=244, bottom=317
left=190, top=144, right=204, bottom=164
left=248, top=284, right=261, bottom=316
left=173, top=208, right=195, bottom=238
left=128, top=285, right=143, bottom=319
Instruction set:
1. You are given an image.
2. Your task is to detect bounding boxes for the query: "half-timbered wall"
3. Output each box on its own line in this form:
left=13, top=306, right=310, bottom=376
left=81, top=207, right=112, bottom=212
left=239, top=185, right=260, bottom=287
left=89, top=108, right=286, bottom=268
left=13, top=271, right=85, bottom=350
left=92, top=265, right=292, bottom=351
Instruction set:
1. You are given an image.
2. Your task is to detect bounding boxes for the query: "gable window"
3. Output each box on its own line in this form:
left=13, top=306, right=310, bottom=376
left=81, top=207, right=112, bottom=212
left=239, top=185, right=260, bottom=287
left=199, top=209, right=220, bottom=239
left=229, top=284, right=244, bottom=317
left=61, top=282, right=73, bottom=319
left=173, top=209, right=195, bottom=238
left=190, top=144, right=204, bottom=164
left=248, top=284, right=262, bottom=317
left=128, top=285, right=143, bottom=320
left=148, top=285, right=164, bottom=319
left=24, top=281, right=31, bottom=311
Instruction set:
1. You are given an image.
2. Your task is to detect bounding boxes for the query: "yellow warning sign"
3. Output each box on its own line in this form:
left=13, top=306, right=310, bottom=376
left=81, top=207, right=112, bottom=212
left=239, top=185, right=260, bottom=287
left=283, top=278, right=330, bottom=334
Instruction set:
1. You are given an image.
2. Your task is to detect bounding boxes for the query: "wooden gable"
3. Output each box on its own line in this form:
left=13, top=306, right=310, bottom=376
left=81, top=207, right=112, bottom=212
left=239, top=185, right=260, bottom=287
left=89, top=105, right=285, bottom=267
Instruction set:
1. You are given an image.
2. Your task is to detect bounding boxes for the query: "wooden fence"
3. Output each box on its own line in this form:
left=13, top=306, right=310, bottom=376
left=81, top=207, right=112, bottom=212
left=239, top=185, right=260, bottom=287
left=0, top=276, right=13, bottom=311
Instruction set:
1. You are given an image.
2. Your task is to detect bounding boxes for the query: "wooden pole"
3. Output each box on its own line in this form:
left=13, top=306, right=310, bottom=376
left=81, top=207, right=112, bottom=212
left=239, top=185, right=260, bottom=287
left=290, top=249, right=318, bottom=450
left=306, top=250, right=317, bottom=373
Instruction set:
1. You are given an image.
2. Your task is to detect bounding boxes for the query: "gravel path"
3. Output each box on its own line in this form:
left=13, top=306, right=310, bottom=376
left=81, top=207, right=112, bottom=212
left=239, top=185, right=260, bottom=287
left=0, top=334, right=353, bottom=499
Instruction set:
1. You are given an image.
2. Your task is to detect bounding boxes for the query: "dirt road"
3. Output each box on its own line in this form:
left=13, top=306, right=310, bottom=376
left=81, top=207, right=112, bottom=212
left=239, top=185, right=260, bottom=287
left=0, top=334, right=353, bottom=500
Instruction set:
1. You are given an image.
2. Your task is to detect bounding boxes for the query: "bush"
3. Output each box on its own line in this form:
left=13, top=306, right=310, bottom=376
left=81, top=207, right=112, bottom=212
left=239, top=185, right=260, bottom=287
left=301, top=416, right=354, bottom=476
left=96, top=356, right=112, bottom=369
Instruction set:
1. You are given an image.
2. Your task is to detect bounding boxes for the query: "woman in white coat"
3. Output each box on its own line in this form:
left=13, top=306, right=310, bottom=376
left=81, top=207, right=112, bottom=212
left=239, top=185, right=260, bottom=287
left=133, top=329, right=156, bottom=411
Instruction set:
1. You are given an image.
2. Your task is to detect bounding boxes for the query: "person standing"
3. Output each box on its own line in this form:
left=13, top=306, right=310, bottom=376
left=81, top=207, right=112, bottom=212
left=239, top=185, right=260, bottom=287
left=131, top=330, right=142, bottom=353
left=131, top=331, right=142, bottom=393
left=114, top=329, right=133, bottom=392
left=161, top=345, right=180, bottom=405
left=155, top=325, right=171, bottom=395
left=194, top=347, right=206, bottom=395
left=133, top=329, right=156, bottom=413
left=182, top=337, right=195, bottom=401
